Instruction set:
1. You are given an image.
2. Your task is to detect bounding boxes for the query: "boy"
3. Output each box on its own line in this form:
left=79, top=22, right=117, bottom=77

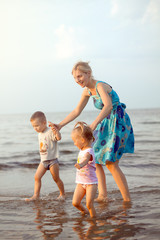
left=25, top=111, right=65, bottom=201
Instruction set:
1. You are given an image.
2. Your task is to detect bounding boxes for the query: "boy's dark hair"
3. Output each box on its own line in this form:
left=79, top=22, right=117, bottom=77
left=30, top=111, right=46, bottom=122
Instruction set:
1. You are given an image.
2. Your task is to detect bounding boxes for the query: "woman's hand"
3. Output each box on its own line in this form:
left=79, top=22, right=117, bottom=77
left=89, top=122, right=97, bottom=131
left=48, top=121, right=62, bottom=131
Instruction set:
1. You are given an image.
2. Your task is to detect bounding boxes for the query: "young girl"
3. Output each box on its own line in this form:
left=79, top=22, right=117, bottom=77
left=71, top=122, right=98, bottom=218
left=49, top=61, right=134, bottom=202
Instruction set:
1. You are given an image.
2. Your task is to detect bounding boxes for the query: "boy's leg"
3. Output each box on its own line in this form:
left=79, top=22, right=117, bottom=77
left=25, top=163, right=46, bottom=201
left=86, top=184, right=97, bottom=218
left=50, top=163, right=65, bottom=199
left=72, top=184, right=88, bottom=214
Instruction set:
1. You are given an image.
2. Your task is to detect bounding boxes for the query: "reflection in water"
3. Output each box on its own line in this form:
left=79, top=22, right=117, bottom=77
left=32, top=199, right=66, bottom=239
left=25, top=194, right=144, bottom=239
left=72, top=201, right=142, bottom=240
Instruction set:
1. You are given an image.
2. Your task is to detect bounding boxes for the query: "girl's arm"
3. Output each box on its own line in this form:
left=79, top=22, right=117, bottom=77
left=90, top=83, right=113, bottom=131
left=49, top=88, right=90, bottom=130
left=75, top=153, right=92, bottom=169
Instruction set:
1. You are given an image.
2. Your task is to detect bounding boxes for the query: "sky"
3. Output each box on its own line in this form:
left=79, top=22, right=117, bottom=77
left=0, top=0, right=160, bottom=114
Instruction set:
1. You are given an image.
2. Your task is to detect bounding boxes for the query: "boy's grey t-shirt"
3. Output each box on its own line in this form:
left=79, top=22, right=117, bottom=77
left=38, top=127, right=58, bottom=162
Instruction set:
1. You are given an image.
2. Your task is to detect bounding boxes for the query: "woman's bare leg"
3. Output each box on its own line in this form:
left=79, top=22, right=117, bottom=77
left=106, top=161, right=131, bottom=201
left=95, top=164, right=107, bottom=201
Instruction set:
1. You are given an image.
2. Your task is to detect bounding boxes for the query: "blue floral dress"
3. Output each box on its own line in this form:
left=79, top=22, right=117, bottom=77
left=89, top=81, right=134, bottom=164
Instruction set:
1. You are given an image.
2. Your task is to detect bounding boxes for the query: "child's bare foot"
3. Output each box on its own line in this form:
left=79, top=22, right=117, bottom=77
left=81, top=210, right=89, bottom=215
left=25, top=196, right=39, bottom=202
left=57, top=195, right=65, bottom=201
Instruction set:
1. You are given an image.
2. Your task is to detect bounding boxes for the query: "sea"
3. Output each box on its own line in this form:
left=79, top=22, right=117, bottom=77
left=0, top=109, right=160, bottom=240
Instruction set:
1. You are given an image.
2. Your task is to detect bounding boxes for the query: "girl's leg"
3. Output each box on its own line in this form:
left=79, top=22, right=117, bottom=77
left=50, top=163, right=65, bottom=199
left=86, top=184, right=97, bottom=218
left=25, top=163, right=46, bottom=201
left=95, top=164, right=107, bottom=201
left=72, top=184, right=88, bottom=214
left=106, top=161, right=131, bottom=201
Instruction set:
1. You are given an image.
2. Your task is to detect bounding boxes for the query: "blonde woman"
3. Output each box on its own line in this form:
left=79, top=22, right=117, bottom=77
left=49, top=61, right=134, bottom=202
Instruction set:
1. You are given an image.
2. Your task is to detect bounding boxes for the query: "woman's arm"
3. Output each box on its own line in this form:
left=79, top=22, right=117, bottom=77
left=90, top=83, right=113, bottom=131
left=49, top=88, right=90, bottom=130
left=75, top=153, right=91, bottom=169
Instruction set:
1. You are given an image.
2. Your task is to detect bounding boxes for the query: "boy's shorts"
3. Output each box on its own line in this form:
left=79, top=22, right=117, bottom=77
left=42, top=159, right=59, bottom=170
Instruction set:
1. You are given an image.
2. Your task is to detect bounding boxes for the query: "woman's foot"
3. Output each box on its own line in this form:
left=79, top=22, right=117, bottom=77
left=57, top=194, right=66, bottom=201
left=95, top=195, right=108, bottom=203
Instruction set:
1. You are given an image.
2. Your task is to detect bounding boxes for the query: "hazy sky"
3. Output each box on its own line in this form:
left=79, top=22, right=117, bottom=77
left=0, top=0, right=160, bottom=114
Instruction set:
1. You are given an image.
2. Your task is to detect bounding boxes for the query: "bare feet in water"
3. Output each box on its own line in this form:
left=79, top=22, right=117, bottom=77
left=25, top=196, right=39, bottom=202
left=94, top=196, right=108, bottom=203
left=25, top=194, right=66, bottom=202
left=57, top=195, right=66, bottom=201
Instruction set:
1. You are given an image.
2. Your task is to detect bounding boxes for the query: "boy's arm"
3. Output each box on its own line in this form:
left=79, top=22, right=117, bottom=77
left=51, top=126, right=61, bottom=141
left=75, top=153, right=92, bottom=170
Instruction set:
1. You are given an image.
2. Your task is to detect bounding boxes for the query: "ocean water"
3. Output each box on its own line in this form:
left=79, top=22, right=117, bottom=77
left=0, top=109, right=160, bottom=239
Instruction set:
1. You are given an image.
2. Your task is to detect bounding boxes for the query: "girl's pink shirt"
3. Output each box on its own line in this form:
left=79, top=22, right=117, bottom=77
left=76, top=148, right=98, bottom=184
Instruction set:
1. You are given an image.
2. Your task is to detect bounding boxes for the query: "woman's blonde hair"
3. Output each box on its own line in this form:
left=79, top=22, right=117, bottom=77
left=72, top=61, right=94, bottom=79
left=72, top=121, right=94, bottom=142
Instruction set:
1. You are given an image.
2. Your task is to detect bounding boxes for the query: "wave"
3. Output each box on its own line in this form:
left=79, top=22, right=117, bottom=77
left=142, top=121, right=160, bottom=125
left=2, top=141, right=15, bottom=145
left=0, top=162, right=38, bottom=170
left=131, top=187, right=160, bottom=195
left=59, top=141, right=73, bottom=146
left=135, top=140, right=160, bottom=144
left=60, top=150, right=75, bottom=154
left=1, top=160, right=159, bottom=171
left=0, top=149, right=75, bottom=161
left=0, top=158, right=75, bottom=170
left=122, top=163, right=160, bottom=169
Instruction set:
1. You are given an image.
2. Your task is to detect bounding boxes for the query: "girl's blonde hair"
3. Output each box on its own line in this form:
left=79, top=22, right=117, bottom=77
left=72, top=61, right=94, bottom=79
left=72, top=121, right=94, bottom=142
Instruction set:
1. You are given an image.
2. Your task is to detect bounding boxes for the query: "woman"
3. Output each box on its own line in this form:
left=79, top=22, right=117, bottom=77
left=49, top=61, right=134, bottom=202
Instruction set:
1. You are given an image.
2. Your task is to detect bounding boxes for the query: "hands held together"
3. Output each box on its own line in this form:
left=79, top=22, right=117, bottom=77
left=48, top=122, right=61, bottom=141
